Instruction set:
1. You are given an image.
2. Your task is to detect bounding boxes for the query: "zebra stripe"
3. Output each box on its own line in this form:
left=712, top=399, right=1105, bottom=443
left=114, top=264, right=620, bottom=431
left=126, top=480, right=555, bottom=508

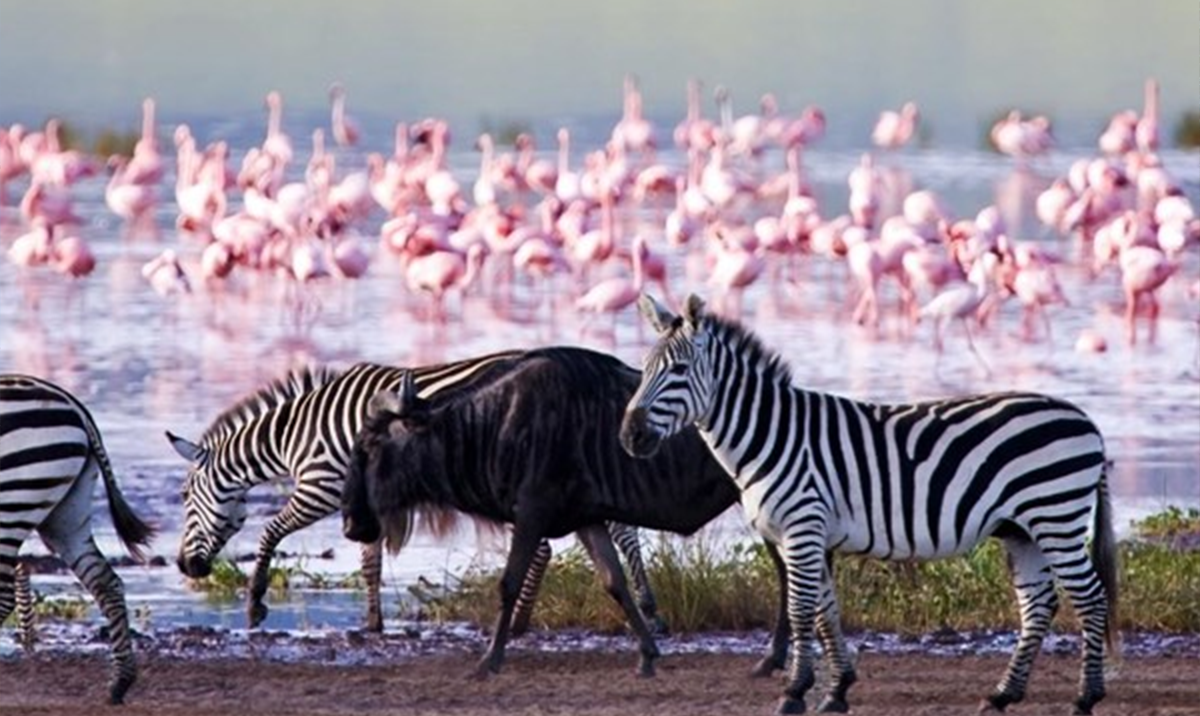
left=622, top=295, right=1117, bottom=715
left=172, top=352, right=660, bottom=633
left=1, top=374, right=153, bottom=705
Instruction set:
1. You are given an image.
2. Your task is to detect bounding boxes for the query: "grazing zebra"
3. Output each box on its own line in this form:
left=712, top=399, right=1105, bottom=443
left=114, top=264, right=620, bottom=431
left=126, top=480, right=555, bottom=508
left=166, top=352, right=664, bottom=633
left=620, top=295, right=1119, bottom=716
left=0, top=374, right=155, bottom=705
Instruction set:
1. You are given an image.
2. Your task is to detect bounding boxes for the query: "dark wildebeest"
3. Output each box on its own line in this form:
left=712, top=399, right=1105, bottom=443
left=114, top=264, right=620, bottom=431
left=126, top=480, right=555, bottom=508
left=342, top=346, right=790, bottom=679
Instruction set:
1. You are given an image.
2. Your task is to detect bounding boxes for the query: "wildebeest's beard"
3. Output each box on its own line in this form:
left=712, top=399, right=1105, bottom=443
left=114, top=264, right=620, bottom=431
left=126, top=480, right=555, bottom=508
left=368, top=422, right=448, bottom=554
left=342, top=433, right=382, bottom=545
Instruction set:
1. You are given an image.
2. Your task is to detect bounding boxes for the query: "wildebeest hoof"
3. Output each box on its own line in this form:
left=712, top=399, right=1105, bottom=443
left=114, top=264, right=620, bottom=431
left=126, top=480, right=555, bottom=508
left=777, top=696, right=807, bottom=714
left=816, top=696, right=849, bottom=713
left=247, top=601, right=269, bottom=628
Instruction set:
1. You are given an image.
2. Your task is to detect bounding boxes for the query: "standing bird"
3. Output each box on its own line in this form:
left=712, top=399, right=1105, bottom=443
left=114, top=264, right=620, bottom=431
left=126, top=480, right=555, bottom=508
left=871, top=101, right=920, bottom=150
left=329, top=83, right=361, bottom=148
left=575, top=234, right=647, bottom=333
left=918, top=252, right=999, bottom=373
left=1119, top=245, right=1177, bottom=345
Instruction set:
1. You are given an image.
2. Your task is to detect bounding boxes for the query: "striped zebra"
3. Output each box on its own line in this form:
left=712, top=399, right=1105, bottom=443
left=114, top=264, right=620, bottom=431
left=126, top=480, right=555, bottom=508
left=1, top=374, right=155, bottom=705
left=620, top=295, right=1118, bottom=716
left=167, top=352, right=663, bottom=634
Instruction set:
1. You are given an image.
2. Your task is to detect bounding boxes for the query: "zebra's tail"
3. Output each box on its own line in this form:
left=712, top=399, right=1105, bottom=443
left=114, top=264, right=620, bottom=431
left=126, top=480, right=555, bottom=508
left=1093, top=462, right=1121, bottom=663
left=90, top=426, right=157, bottom=563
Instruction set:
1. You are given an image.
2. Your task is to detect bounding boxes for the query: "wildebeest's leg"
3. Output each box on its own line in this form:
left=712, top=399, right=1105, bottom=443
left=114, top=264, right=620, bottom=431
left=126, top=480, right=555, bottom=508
left=361, top=540, right=384, bottom=632
left=576, top=524, right=661, bottom=677
left=474, top=522, right=547, bottom=678
left=248, top=478, right=338, bottom=628
left=814, top=557, right=856, bottom=713
left=509, top=539, right=552, bottom=638
left=751, top=540, right=790, bottom=677
left=607, top=522, right=668, bottom=634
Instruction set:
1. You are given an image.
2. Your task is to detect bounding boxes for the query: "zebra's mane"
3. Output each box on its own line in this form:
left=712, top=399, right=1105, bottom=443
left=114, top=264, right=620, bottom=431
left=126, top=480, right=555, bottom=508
left=201, top=364, right=344, bottom=444
left=702, top=312, right=794, bottom=385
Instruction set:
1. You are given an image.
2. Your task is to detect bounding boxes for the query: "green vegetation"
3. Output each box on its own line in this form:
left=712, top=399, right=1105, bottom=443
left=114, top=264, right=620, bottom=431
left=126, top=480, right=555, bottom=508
left=1174, top=110, right=1200, bottom=149
left=420, top=508, right=1200, bottom=635
left=42, top=118, right=142, bottom=158
left=184, top=557, right=365, bottom=598
left=478, top=116, right=533, bottom=148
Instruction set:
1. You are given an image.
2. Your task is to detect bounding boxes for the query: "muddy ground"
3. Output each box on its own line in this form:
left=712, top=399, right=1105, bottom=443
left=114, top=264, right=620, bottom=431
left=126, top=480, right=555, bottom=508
left=3, top=637, right=1198, bottom=716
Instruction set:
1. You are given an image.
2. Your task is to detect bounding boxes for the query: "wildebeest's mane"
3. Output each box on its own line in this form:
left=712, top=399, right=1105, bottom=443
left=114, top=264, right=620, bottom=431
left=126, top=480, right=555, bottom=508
left=201, top=364, right=344, bottom=444
left=701, top=312, right=793, bottom=385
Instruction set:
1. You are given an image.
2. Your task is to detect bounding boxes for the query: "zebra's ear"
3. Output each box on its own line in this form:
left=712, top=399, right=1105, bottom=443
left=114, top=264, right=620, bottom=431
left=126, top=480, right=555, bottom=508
left=166, top=431, right=206, bottom=463
left=637, top=293, right=677, bottom=334
left=681, top=294, right=707, bottom=328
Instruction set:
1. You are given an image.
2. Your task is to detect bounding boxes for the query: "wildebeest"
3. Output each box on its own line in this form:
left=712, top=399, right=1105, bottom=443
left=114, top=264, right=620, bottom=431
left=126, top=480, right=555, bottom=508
left=343, top=346, right=790, bottom=679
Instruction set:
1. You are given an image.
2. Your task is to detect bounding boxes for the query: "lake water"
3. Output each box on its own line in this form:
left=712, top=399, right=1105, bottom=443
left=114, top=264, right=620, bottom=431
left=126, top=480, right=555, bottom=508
left=1, top=111, right=1198, bottom=637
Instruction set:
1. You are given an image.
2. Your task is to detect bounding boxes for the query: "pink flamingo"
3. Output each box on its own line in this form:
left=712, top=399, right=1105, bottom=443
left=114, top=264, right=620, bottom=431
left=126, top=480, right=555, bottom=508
left=262, top=91, right=293, bottom=165
left=1075, top=329, right=1109, bottom=354
left=405, top=244, right=486, bottom=322
left=917, top=252, right=999, bottom=373
left=123, top=98, right=164, bottom=186
left=200, top=240, right=235, bottom=282
left=1135, top=78, right=1159, bottom=154
left=611, top=74, right=656, bottom=156
left=473, top=133, right=498, bottom=207
left=708, top=229, right=765, bottom=317
left=1098, top=110, right=1137, bottom=156
left=329, top=83, right=361, bottom=147
left=105, top=156, right=158, bottom=228
left=554, top=128, right=582, bottom=205
left=515, top=133, right=557, bottom=196
left=673, top=78, right=717, bottom=153
left=575, top=234, right=647, bottom=332
left=51, top=233, right=96, bottom=278
left=1119, top=245, right=1177, bottom=345
left=329, top=233, right=370, bottom=279
left=1011, top=261, right=1068, bottom=343
left=7, top=219, right=53, bottom=267
left=872, top=102, right=920, bottom=150
left=20, top=180, right=79, bottom=228
left=143, top=250, right=192, bottom=297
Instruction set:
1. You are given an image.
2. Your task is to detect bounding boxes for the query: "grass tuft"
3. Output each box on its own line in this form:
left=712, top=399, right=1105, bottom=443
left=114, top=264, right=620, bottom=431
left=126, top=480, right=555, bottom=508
left=1174, top=110, right=1200, bottom=149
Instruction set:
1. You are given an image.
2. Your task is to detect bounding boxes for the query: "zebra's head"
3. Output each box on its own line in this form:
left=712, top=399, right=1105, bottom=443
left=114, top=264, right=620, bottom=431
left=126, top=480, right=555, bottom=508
left=621, top=293, right=714, bottom=458
left=167, top=431, right=249, bottom=579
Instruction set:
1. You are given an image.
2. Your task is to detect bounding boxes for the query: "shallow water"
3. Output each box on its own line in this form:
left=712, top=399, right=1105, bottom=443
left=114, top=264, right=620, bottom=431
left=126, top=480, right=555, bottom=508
left=1, top=118, right=1198, bottom=635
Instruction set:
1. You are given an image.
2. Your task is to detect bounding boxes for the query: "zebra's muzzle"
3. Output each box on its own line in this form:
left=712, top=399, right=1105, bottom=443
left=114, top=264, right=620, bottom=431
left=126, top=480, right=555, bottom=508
left=177, top=553, right=213, bottom=579
left=620, top=408, right=663, bottom=458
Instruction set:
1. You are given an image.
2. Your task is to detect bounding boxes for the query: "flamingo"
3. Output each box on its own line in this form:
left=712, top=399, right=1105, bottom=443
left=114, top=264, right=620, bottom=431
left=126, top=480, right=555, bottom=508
left=329, top=83, right=361, bottom=147
left=262, top=91, right=294, bottom=165
left=575, top=234, right=647, bottom=332
left=917, top=252, right=999, bottom=372
left=871, top=101, right=920, bottom=150
left=611, top=74, right=656, bottom=156
left=708, top=229, right=765, bottom=317
left=1135, top=77, right=1159, bottom=154
left=1119, top=245, right=1177, bottom=345
left=51, top=232, right=96, bottom=278
left=405, top=244, right=486, bottom=322
left=143, top=250, right=192, bottom=297
left=474, top=133, right=498, bottom=207
left=515, top=133, right=557, bottom=196
left=123, top=98, right=164, bottom=186
left=7, top=219, right=53, bottom=268
left=105, top=156, right=158, bottom=228
left=554, top=128, right=582, bottom=205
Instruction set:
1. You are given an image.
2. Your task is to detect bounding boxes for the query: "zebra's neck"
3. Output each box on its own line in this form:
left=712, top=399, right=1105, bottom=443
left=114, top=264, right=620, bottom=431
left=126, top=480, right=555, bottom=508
left=697, top=330, right=803, bottom=491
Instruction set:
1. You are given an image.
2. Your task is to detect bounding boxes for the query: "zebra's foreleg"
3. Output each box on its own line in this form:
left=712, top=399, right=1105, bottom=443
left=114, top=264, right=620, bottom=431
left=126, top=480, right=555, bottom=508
left=577, top=524, right=661, bottom=678
left=751, top=539, right=790, bottom=678
left=361, top=540, right=384, bottom=632
left=983, top=537, right=1057, bottom=712
left=508, top=539, right=552, bottom=638
left=42, top=532, right=137, bottom=705
left=249, top=495, right=333, bottom=628
left=814, top=557, right=856, bottom=713
left=0, top=551, right=17, bottom=630
left=608, top=523, right=667, bottom=634
left=777, top=542, right=824, bottom=715
left=15, top=561, right=36, bottom=652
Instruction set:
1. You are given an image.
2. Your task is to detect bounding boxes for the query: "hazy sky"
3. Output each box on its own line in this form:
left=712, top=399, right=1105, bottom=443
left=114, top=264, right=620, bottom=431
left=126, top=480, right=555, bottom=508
left=1, top=0, right=1197, bottom=147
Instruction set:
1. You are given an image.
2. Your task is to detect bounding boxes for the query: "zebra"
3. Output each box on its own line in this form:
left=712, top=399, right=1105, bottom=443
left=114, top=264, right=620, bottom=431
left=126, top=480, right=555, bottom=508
left=620, top=295, right=1119, bottom=716
left=166, top=352, right=664, bottom=634
left=0, top=374, right=155, bottom=705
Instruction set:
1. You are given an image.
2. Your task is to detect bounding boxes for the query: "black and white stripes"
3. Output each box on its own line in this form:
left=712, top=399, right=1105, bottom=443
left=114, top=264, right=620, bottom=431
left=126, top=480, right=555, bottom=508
left=0, top=374, right=154, bottom=704
left=621, top=294, right=1118, bottom=716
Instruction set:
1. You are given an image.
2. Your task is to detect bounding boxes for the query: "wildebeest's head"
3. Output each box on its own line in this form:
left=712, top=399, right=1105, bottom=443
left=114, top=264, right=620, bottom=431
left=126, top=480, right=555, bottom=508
left=342, top=371, right=432, bottom=552
left=621, top=293, right=716, bottom=458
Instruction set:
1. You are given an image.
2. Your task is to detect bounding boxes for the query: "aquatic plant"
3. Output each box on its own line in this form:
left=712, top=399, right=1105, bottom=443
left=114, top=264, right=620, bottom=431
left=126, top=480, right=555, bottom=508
left=1174, top=110, right=1200, bottom=149
left=478, top=116, right=534, bottom=147
left=430, top=508, right=1200, bottom=635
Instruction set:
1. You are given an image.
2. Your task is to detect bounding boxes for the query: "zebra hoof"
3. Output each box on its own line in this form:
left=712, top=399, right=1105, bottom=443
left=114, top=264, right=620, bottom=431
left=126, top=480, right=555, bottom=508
left=637, top=656, right=657, bottom=679
left=817, top=696, right=850, bottom=713
left=980, top=691, right=1017, bottom=713
left=247, top=601, right=269, bottom=629
left=109, top=675, right=135, bottom=705
left=777, top=696, right=807, bottom=714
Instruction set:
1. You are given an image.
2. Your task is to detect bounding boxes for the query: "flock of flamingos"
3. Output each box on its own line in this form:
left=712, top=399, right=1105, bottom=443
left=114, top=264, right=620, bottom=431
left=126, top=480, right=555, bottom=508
left=1, top=76, right=1197, bottom=358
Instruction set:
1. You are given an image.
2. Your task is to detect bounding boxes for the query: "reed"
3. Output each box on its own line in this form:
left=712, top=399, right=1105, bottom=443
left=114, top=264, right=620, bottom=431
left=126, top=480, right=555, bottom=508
left=1174, top=110, right=1200, bottom=149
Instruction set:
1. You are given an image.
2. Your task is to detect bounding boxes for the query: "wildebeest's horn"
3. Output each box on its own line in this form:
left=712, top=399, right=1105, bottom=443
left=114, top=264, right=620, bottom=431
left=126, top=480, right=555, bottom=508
left=368, top=390, right=402, bottom=418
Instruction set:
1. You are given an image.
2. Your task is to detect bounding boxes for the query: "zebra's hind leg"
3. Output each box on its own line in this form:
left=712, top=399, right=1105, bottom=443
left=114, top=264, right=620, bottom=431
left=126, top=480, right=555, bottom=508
left=361, top=540, right=384, bottom=632
left=576, top=524, right=660, bottom=678
left=814, top=558, right=856, bottom=713
left=508, top=539, right=552, bottom=638
left=40, top=531, right=137, bottom=705
left=15, top=561, right=36, bottom=652
left=608, top=523, right=668, bottom=635
left=1042, top=543, right=1111, bottom=715
left=982, top=536, right=1058, bottom=713
left=751, top=540, right=790, bottom=678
